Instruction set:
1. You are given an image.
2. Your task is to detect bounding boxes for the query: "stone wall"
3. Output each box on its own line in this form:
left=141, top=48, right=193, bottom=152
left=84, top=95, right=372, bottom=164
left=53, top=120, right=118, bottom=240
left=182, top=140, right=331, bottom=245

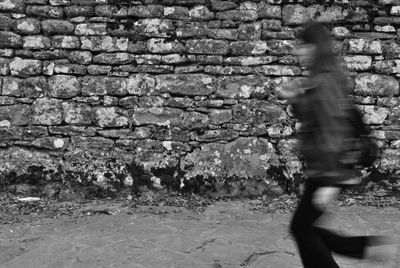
left=0, top=0, right=400, bottom=197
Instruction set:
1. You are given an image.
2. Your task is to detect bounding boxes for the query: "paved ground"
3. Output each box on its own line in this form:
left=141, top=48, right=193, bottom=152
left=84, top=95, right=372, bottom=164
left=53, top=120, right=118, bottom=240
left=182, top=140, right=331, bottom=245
left=0, top=201, right=399, bottom=268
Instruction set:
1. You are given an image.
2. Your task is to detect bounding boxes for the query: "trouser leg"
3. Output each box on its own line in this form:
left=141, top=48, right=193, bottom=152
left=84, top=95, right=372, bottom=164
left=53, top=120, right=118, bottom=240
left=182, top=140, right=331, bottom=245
left=290, top=181, right=340, bottom=268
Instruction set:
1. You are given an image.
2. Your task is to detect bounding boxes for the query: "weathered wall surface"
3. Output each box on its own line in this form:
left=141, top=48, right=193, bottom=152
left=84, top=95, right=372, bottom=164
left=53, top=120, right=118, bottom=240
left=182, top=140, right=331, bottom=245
left=0, top=0, right=399, bottom=197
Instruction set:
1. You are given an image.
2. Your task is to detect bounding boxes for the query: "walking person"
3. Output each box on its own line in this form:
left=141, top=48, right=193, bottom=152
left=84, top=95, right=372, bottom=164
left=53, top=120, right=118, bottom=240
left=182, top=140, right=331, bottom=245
left=277, top=22, right=398, bottom=268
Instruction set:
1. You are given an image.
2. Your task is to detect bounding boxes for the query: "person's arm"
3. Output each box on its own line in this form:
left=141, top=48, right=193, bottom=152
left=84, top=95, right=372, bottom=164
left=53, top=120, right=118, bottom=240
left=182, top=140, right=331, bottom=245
left=312, top=186, right=340, bottom=210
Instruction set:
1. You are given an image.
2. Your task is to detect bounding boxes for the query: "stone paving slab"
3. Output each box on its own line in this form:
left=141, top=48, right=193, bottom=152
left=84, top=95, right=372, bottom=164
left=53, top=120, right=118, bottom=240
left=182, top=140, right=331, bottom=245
left=0, top=201, right=399, bottom=268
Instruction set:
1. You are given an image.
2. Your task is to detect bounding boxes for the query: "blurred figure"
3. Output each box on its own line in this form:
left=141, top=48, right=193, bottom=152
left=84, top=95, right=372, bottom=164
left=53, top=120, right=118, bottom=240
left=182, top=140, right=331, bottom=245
left=277, top=22, right=397, bottom=268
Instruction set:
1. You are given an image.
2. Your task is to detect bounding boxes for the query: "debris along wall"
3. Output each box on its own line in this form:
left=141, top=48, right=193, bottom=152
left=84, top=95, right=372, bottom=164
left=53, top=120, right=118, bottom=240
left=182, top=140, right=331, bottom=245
left=0, top=0, right=399, bottom=198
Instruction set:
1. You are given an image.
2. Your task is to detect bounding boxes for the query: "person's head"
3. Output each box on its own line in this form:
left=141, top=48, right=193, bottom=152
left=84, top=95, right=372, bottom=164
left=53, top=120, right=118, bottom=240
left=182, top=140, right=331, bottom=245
left=294, top=22, right=337, bottom=74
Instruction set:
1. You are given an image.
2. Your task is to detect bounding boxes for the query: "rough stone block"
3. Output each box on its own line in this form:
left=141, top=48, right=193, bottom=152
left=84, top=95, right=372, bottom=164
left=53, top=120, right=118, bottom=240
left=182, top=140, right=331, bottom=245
left=332, top=26, right=352, bottom=39
left=0, top=104, right=32, bottom=125
left=196, top=129, right=239, bottom=142
left=155, top=74, right=216, bottom=96
left=87, top=65, right=111, bottom=75
left=31, top=137, right=68, bottom=150
left=65, top=6, right=94, bottom=17
left=68, top=51, right=92, bottom=64
left=132, top=107, right=182, bottom=127
left=10, top=57, right=42, bottom=78
left=2, top=77, right=21, bottom=96
left=128, top=5, right=163, bottom=18
left=230, top=41, right=268, bottom=55
left=0, top=48, right=13, bottom=57
left=374, top=17, right=400, bottom=25
left=26, top=5, right=64, bottom=18
left=93, top=52, right=134, bottom=65
left=207, top=28, right=237, bottom=41
left=135, top=54, right=162, bottom=65
left=183, top=137, right=279, bottom=179
left=0, top=57, right=10, bottom=75
left=355, top=73, right=399, bottom=96
left=0, top=31, right=22, bottom=48
left=254, top=65, right=301, bottom=76
left=92, top=5, right=125, bottom=17
left=41, top=60, right=55, bottom=75
left=216, top=75, right=270, bottom=99
left=261, top=19, right=282, bottom=31
left=128, top=65, right=173, bottom=73
left=357, top=105, right=389, bottom=125
left=33, top=98, right=63, bottom=125
left=2, top=76, right=48, bottom=98
left=62, top=102, right=92, bottom=125
left=266, top=40, right=296, bottom=55
left=204, top=65, right=235, bottom=75
left=233, top=101, right=287, bottom=125
left=379, top=0, right=400, bottom=4
left=14, top=18, right=41, bottom=35
left=49, top=0, right=70, bottom=5
left=215, top=9, right=258, bottom=21
left=348, top=39, right=383, bottom=54
left=23, top=36, right=51, bottom=50
left=347, top=7, right=369, bottom=23
left=22, top=76, right=48, bottom=98
left=81, top=76, right=128, bottom=96
left=375, top=25, right=396, bottom=32
left=343, top=55, right=372, bottom=71
left=52, top=36, right=81, bottom=49
left=373, top=59, right=400, bottom=74
left=93, top=107, right=129, bottom=127
left=126, top=74, right=156, bottom=96
left=42, top=20, right=75, bottom=35
left=224, top=56, right=277, bottom=66
left=54, top=63, right=86, bottom=75
left=210, top=0, right=238, bottom=11
left=238, top=23, right=261, bottom=40
left=186, top=39, right=229, bottom=55
left=0, top=0, right=25, bottom=13
left=177, top=111, right=207, bottom=130
left=391, top=6, right=400, bottom=15
left=163, top=6, right=189, bottom=19
left=282, top=4, right=346, bottom=25
left=0, top=96, right=14, bottom=105
left=258, top=3, right=281, bottom=19
left=128, top=41, right=148, bottom=53
left=75, top=23, right=107, bottom=35
left=146, top=38, right=185, bottom=53
left=0, top=14, right=13, bottom=31
left=48, top=75, right=81, bottom=98
left=282, top=5, right=307, bottom=25
left=161, top=54, right=188, bottom=64
left=134, top=19, right=174, bottom=38
left=383, top=42, right=400, bottom=58
left=70, top=0, right=107, bottom=5
left=380, top=149, right=400, bottom=171
left=176, top=23, right=205, bottom=38
left=81, top=36, right=128, bottom=52
left=262, top=30, right=295, bottom=40
left=26, top=0, right=48, bottom=4
left=189, top=6, right=214, bottom=20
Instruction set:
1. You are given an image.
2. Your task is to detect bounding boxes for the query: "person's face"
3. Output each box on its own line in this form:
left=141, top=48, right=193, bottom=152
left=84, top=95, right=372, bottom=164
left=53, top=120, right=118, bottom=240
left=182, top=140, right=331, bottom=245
left=293, top=43, right=316, bottom=68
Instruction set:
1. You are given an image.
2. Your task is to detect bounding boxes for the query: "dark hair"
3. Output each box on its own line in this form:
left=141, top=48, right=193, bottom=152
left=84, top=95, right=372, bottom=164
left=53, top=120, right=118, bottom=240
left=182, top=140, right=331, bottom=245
left=297, top=22, right=337, bottom=74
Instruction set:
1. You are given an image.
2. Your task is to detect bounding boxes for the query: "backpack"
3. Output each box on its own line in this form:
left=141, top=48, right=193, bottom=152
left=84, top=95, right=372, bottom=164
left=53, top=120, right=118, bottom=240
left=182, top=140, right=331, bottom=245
left=341, top=106, right=379, bottom=168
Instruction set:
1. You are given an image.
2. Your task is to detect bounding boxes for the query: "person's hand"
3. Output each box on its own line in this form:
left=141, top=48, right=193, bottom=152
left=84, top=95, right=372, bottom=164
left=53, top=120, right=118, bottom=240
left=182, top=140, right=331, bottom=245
left=312, top=186, right=340, bottom=211
left=276, top=78, right=305, bottom=99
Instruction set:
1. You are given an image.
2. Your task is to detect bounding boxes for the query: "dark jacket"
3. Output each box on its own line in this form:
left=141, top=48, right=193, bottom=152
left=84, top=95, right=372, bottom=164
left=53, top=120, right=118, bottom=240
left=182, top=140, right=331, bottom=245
left=290, top=70, right=357, bottom=185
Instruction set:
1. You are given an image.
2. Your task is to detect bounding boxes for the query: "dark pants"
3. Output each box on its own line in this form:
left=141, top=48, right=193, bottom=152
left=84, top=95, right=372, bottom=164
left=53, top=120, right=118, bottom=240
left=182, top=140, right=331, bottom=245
left=290, top=181, right=369, bottom=268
